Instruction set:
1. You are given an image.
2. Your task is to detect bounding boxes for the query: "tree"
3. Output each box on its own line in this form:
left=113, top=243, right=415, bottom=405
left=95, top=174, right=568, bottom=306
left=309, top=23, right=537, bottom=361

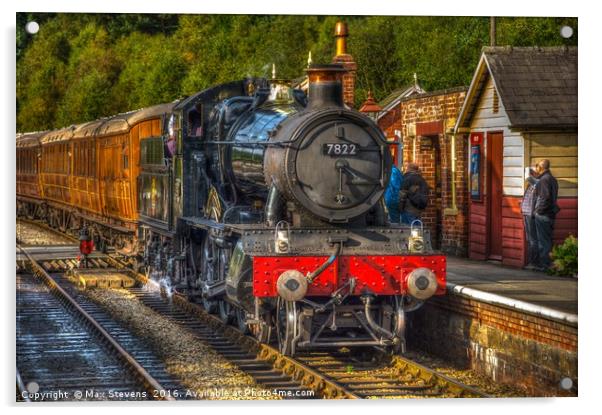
left=16, top=14, right=578, bottom=132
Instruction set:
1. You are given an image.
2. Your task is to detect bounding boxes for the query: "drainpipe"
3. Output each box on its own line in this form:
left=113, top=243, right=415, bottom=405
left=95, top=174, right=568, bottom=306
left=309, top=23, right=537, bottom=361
left=450, top=133, right=457, bottom=210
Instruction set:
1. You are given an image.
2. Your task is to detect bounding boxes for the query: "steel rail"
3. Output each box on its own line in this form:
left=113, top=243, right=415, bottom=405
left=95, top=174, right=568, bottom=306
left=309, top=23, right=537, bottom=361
left=16, top=218, right=79, bottom=244
left=16, top=367, right=31, bottom=402
left=16, top=244, right=174, bottom=401
left=388, top=355, right=492, bottom=398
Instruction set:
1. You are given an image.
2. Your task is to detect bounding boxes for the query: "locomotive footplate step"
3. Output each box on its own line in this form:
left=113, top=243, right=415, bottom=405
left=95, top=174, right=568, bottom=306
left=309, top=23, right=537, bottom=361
left=446, top=256, right=577, bottom=317
left=67, top=268, right=136, bottom=289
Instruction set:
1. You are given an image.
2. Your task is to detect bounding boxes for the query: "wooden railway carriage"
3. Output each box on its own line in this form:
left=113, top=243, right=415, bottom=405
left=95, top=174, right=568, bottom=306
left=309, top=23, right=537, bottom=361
left=16, top=132, right=45, bottom=217
left=17, top=102, right=177, bottom=250
left=40, top=127, right=75, bottom=230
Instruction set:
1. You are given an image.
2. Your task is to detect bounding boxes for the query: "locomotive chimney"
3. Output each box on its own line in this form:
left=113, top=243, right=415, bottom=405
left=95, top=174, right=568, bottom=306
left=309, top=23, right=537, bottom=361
left=306, top=64, right=346, bottom=109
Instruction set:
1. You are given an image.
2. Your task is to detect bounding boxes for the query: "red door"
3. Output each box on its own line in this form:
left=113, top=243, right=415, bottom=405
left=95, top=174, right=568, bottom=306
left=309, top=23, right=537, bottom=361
left=487, top=132, right=503, bottom=260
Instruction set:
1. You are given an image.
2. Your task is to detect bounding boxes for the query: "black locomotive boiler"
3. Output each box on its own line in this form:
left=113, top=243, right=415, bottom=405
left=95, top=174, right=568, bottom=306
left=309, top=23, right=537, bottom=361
left=139, top=64, right=446, bottom=356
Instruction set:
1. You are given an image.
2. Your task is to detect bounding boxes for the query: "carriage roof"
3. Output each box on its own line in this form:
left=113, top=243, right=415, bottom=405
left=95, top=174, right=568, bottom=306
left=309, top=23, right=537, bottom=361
left=25, top=101, right=179, bottom=145
left=16, top=131, right=47, bottom=148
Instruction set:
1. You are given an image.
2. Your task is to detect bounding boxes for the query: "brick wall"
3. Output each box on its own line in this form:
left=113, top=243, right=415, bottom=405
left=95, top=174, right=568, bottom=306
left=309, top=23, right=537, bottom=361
left=332, top=54, right=357, bottom=108
left=409, top=295, right=577, bottom=396
left=379, top=88, right=468, bottom=255
left=378, top=106, right=401, bottom=140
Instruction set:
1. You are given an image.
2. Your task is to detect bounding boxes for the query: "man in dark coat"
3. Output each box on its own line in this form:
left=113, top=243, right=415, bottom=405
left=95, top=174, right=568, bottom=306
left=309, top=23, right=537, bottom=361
left=400, top=163, right=428, bottom=225
left=533, top=159, right=560, bottom=270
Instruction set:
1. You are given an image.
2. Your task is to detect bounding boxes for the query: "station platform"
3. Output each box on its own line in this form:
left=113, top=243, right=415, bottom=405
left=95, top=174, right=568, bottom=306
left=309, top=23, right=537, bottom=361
left=445, top=256, right=577, bottom=320
left=413, top=256, right=578, bottom=395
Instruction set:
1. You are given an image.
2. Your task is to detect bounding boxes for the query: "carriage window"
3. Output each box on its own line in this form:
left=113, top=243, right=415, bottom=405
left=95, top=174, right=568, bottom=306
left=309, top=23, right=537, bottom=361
left=123, top=145, right=129, bottom=170
left=74, top=142, right=79, bottom=175
left=140, top=137, right=165, bottom=166
left=81, top=142, right=86, bottom=176
left=89, top=143, right=95, bottom=177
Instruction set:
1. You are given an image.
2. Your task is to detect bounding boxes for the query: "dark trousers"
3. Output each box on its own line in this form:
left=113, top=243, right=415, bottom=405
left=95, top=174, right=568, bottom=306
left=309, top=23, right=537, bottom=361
left=534, top=213, right=555, bottom=269
left=523, top=215, right=539, bottom=266
left=400, top=212, right=419, bottom=225
left=388, top=206, right=401, bottom=224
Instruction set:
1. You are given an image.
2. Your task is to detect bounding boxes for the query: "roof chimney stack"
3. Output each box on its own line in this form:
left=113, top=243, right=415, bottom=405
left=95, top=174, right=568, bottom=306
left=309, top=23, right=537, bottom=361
left=332, top=21, right=357, bottom=108
left=334, top=21, right=349, bottom=56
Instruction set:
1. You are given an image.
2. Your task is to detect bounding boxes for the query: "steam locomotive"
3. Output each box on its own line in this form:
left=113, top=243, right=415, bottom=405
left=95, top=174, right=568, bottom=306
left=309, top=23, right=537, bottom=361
left=17, top=64, right=446, bottom=356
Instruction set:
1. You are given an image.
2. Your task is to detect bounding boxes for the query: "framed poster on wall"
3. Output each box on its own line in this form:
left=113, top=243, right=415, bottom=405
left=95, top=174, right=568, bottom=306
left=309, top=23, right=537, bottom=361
left=470, top=133, right=483, bottom=200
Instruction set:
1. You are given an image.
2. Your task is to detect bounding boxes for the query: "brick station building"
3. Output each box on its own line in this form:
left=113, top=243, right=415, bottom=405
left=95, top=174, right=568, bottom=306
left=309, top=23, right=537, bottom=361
left=363, top=46, right=577, bottom=267
left=369, top=86, right=469, bottom=255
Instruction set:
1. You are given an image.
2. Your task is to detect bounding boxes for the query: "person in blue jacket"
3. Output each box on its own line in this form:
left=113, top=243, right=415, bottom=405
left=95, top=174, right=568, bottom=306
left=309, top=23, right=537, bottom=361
left=384, top=164, right=403, bottom=223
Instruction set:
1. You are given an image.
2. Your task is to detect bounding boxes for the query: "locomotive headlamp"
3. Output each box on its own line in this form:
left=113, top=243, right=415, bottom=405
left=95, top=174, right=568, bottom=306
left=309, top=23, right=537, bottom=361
left=407, top=268, right=438, bottom=300
left=409, top=220, right=425, bottom=253
left=274, top=221, right=291, bottom=254
left=276, top=270, right=308, bottom=302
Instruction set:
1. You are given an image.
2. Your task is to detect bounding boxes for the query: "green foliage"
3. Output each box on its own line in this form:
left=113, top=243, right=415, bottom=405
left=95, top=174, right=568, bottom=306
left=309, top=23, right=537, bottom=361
left=549, top=235, right=578, bottom=277
left=16, top=14, right=578, bottom=132
left=54, top=24, right=122, bottom=126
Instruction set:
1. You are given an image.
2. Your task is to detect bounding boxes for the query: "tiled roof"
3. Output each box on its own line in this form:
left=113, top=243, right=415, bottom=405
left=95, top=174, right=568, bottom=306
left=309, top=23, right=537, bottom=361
left=484, top=46, right=577, bottom=128
left=378, top=84, right=424, bottom=109
left=376, top=84, right=426, bottom=121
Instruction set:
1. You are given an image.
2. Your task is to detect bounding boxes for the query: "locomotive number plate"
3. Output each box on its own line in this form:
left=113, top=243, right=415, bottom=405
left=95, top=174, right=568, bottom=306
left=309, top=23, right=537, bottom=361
left=323, top=143, right=360, bottom=156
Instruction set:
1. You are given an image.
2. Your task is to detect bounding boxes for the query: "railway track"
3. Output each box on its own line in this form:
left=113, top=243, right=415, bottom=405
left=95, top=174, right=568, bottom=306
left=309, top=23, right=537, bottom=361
left=16, top=221, right=490, bottom=400
left=16, top=218, right=79, bottom=245
left=158, top=288, right=490, bottom=399
left=16, top=245, right=180, bottom=401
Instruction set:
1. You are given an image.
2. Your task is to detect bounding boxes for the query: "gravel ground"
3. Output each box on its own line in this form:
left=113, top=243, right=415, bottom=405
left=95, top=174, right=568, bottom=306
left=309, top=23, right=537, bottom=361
left=16, top=221, right=74, bottom=245
left=403, top=350, right=528, bottom=397
left=84, top=288, right=280, bottom=400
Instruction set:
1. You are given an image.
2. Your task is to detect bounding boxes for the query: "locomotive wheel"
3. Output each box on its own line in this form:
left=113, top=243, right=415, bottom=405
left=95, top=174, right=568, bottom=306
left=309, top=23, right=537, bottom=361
left=58, top=210, right=69, bottom=233
left=389, top=297, right=407, bottom=355
left=276, top=298, right=298, bottom=356
left=202, top=297, right=218, bottom=314
left=235, top=307, right=250, bottom=334
left=25, top=203, right=35, bottom=220
left=199, top=237, right=218, bottom=313
left=218, top=300, right=235, bottom=324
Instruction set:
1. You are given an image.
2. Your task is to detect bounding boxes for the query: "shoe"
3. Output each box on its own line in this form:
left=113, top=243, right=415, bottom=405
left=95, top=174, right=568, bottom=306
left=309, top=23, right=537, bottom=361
left=533, top=266, right=548, bottom=273
left=524, top=264, right=538, bottom=271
